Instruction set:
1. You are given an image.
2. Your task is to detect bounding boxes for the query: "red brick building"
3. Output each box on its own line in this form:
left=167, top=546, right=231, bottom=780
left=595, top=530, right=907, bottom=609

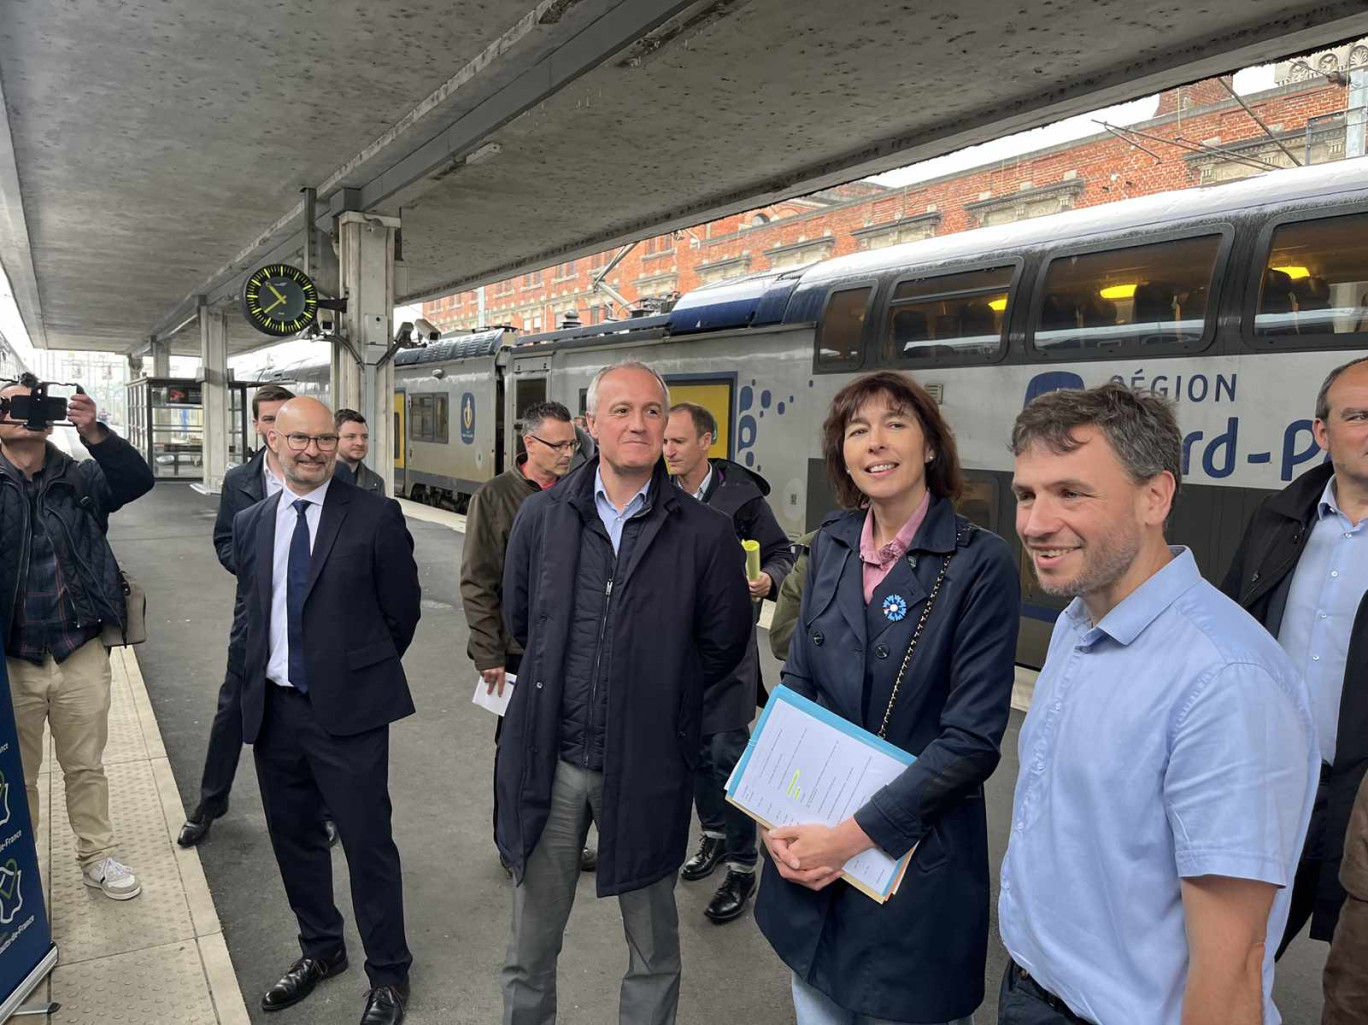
left=424, top=58, right=1365, bottom=335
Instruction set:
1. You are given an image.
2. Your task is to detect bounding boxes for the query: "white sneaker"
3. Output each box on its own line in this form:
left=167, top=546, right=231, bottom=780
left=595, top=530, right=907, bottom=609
left=82, top=857, right=142, bottom=901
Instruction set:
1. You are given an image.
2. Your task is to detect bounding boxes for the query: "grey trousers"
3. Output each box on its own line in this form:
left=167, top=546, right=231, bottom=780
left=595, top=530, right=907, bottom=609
left=502, top=760, right=681, bottom=1025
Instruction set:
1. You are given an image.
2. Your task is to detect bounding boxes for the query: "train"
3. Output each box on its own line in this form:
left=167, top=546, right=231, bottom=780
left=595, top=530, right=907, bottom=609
left=254, top=156, right=1368, bottom=666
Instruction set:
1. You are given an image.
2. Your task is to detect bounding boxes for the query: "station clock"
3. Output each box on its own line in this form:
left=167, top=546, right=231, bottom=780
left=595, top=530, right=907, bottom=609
left=242, top=263, right=319, bottom=336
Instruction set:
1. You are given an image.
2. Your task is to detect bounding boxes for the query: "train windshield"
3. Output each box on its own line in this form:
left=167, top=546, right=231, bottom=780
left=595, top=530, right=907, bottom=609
left=1257, top=212, right=1368, bottom=341
left=1033, top=234, right=1222, bottom=353
left=883, top=266, right=1013, bottom=362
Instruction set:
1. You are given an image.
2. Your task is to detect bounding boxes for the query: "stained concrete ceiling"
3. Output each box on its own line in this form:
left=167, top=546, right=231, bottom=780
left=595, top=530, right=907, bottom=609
left=3, top=0, right=1368, bottom=356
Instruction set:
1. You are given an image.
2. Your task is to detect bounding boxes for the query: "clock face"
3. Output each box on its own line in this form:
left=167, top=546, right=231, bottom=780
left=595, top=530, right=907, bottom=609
left=242, top=264, right=319, bottom=336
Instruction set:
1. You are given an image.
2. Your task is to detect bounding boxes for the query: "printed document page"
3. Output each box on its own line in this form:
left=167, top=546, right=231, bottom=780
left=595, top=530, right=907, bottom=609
left=727, top=685, right=914, bottom=902
left=472, top=673, right=516, bottom=717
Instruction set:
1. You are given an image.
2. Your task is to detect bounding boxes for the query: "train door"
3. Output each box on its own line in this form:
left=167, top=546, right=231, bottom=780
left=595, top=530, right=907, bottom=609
left=511, top=375, right=547, bottom=466
left=393, top=389, right=407, bottom=495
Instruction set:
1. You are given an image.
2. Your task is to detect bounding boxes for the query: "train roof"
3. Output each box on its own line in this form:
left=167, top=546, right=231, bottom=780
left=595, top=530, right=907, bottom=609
left=396, top=327, right=509, bottom=364
left=798, top=156, right=1368, bottom=288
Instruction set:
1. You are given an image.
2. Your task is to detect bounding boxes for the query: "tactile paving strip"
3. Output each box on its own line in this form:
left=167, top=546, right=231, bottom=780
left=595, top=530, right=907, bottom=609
left=51, top=939, right=218, bottom=1024
left=48, top=759, right=191, bottom=965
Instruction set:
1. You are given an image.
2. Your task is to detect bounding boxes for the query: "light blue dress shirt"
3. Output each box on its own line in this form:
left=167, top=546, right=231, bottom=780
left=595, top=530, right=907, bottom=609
left=999, top=548, right=1319, bottom=1025
left=593, top=467, right=650, bottom=555
left=266, top=478, right=331, bottom=690
left=1277, top=475, right=1368, bottom=765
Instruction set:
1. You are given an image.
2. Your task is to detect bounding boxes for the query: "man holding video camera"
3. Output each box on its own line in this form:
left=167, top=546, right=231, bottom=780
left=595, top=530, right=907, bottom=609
left=0, top=376, right=154, bottom=900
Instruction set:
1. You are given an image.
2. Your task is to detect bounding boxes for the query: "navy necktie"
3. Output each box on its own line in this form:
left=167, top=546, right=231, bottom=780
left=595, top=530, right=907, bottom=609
left=287, top=499, right=311, bottom=693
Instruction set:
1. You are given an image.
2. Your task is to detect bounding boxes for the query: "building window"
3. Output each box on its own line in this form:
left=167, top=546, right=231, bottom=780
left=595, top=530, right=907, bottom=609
left=643, top=235, right=674, bottom=256
left=765, top=238, right=836, bottom=272
left=636, top=272, right=678, bottom=298
left=883, top=266, right=1013, bottom=363
left=853, top=213, right=942, bottom=252
left=522, top=269, right=543, bottom=288
left=964, top=180, right=1085, bottom=228
left=696, top=256, right=753, bottom=286
left=1034, top=234, right=1223, bottom=354
left=1256, top=212, right=1368, bottom=341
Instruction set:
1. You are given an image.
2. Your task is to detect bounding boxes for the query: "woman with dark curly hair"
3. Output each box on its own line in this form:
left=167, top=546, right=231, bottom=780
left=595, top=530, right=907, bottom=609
left=755, top=370, right=1020, bottom=1025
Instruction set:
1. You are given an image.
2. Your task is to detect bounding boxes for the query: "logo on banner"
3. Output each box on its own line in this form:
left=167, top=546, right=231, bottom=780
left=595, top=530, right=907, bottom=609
left=460, top=393, right=476, bottom=444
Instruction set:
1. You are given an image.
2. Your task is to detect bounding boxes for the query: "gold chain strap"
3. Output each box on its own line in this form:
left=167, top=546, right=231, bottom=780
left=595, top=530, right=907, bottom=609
left=877, top=544, right=958, bottom=740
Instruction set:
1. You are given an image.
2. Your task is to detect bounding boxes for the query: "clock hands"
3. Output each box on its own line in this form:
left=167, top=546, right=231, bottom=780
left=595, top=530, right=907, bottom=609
left=261, top=295, right=287, bottom=315
left=265, top=280, right=287, bottom=303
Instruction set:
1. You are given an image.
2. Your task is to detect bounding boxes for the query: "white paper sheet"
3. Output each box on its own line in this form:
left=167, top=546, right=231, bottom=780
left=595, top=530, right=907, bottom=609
left=727, top=687, right=913, bottom=901
left=471, top=673, right=516, bottom=717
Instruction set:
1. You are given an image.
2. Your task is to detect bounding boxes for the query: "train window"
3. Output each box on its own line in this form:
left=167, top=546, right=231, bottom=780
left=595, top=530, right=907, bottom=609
left=883, top=266, right=1012, bottom=363
left=815, top=286, right=872, bottom=369
left=409, top=394, right=450, bottom=443
left=1255, top=213, right=1368, bottom=342
left=954, top=474, right=998, bottom=533
left=1033, top=235, right=1222, bottom=354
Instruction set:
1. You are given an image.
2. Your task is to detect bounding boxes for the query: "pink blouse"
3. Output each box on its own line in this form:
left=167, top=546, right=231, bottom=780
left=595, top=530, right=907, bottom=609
left=860, top=493, right=931, bottom=604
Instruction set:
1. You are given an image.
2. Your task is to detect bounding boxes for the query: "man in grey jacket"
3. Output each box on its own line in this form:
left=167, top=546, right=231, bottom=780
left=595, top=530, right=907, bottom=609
left=335, top=409, right=385, bottom=495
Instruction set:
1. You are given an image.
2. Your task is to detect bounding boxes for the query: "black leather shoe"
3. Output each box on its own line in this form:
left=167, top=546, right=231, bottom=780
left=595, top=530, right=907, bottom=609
left=360, top=981, right=408, bottom=1024
left=177, top=802, right=227, bottom=848
left=261, top=951, right=348, bottom=1012
left=704, top=869, right=757, bottom=923
left=680, top=836, right=725, bottom=881
left=579, top=846, right=597, bottom=873
left=326, top=819, right=339, bottom=848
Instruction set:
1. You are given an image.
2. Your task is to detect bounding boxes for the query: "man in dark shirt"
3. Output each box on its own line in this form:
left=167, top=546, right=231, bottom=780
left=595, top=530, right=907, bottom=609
left=0, top=379, right=154, bottom=900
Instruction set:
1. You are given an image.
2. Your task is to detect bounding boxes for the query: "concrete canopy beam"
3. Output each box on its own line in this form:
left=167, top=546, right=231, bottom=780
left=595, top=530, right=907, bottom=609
left=5, top=0, right=1368, bottom=356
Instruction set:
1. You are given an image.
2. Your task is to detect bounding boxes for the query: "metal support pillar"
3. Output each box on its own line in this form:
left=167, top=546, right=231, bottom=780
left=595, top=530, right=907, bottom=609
left=198, top=301, right=229, bottom=494
left=150, top=339, right=171, bottom=377
left=335, top=211, right=400, bottom=495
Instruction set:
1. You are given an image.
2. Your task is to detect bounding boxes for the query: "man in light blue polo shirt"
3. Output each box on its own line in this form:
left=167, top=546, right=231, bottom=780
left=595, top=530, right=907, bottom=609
left=999, top=383, right=1319, bottom=1025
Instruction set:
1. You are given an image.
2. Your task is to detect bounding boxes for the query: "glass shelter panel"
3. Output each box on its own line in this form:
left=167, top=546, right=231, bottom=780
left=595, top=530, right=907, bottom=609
left=1256, top=213, right=1368, bottom=341
left=884, top=266, right=1013, bottom=362
left=1033, top=235, right=1222, bottom=354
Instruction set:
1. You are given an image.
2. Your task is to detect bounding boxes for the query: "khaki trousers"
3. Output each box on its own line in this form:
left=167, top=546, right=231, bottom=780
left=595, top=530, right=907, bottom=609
left=7, top=638, right=116, bottom=867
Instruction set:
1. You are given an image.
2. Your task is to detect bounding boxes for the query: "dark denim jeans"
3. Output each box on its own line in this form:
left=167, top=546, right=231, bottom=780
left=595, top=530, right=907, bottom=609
left=694, top=727, right=757, bottom=869
left=997, top=964, right=1091, bottom=1024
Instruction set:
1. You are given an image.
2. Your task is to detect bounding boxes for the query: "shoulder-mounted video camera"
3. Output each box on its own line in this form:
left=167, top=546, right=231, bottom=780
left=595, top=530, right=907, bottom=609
left=0, top=374, right=84, bottom=431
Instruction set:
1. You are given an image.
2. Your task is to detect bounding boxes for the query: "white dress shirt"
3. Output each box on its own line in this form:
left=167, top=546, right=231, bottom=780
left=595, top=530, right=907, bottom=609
left=266, top=477, right=332, bottom=689
left=262, top=455, right=285, bottom=499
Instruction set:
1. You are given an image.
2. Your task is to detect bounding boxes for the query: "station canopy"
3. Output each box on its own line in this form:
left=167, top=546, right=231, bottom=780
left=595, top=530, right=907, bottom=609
left=3, top=0, right=1368, bottom=355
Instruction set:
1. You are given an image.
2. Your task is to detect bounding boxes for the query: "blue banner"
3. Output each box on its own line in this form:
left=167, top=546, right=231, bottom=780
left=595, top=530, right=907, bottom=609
left=0, top=651, right=56, bottom=1020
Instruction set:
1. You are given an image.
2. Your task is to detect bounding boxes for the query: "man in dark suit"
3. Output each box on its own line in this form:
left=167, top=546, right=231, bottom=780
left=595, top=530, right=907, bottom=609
left=232, top=397, right=420, bottom=1025
left=178, top=383, right=295, bottom=846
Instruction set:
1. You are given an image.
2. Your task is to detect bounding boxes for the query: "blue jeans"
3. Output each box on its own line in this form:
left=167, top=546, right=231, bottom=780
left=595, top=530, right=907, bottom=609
left=792, top=973, right=975, bottom=1025
left=693, top=727, right=757, bottom=869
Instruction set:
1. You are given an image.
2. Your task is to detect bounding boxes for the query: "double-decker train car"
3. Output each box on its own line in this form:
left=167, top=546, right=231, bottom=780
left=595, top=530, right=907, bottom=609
left=255, top=157, right=1368, bottom=666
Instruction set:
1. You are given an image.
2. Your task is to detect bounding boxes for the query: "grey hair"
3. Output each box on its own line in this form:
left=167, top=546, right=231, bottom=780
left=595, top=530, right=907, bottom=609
left=1315, top=355, right=1368, bottom=421
left=1012, top=382, right=1183, bottom=500
left=585, top=360, right=670, bottom=415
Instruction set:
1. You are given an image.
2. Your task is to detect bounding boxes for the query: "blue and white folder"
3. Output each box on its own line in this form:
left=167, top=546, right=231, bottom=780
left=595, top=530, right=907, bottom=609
left=726, top=685, right=915, bottom=903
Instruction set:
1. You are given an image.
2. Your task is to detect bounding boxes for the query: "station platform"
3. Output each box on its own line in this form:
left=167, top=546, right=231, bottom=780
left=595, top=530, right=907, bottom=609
left=74, top=480, right=1327, bottom=1024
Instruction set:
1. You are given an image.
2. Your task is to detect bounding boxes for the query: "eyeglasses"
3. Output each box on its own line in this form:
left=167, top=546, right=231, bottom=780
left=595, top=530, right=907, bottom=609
left=528, top=433, right=575, bottom=454
left=284, top=433, right=339, bottom=452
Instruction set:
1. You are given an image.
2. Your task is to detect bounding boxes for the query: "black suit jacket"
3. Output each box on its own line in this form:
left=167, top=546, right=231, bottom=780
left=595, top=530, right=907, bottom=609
left=214, top=448, right=269, bottom=575
left=232, top=477, right=421, bottom=742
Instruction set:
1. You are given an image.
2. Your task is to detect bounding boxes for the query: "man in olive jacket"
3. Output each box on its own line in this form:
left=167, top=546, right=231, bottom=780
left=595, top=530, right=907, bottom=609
left=461, top=401, right=600, bottom=870
left=497, top=362, right=751, bottom=1025
left=1221, top=356, right=1368, bottom=955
